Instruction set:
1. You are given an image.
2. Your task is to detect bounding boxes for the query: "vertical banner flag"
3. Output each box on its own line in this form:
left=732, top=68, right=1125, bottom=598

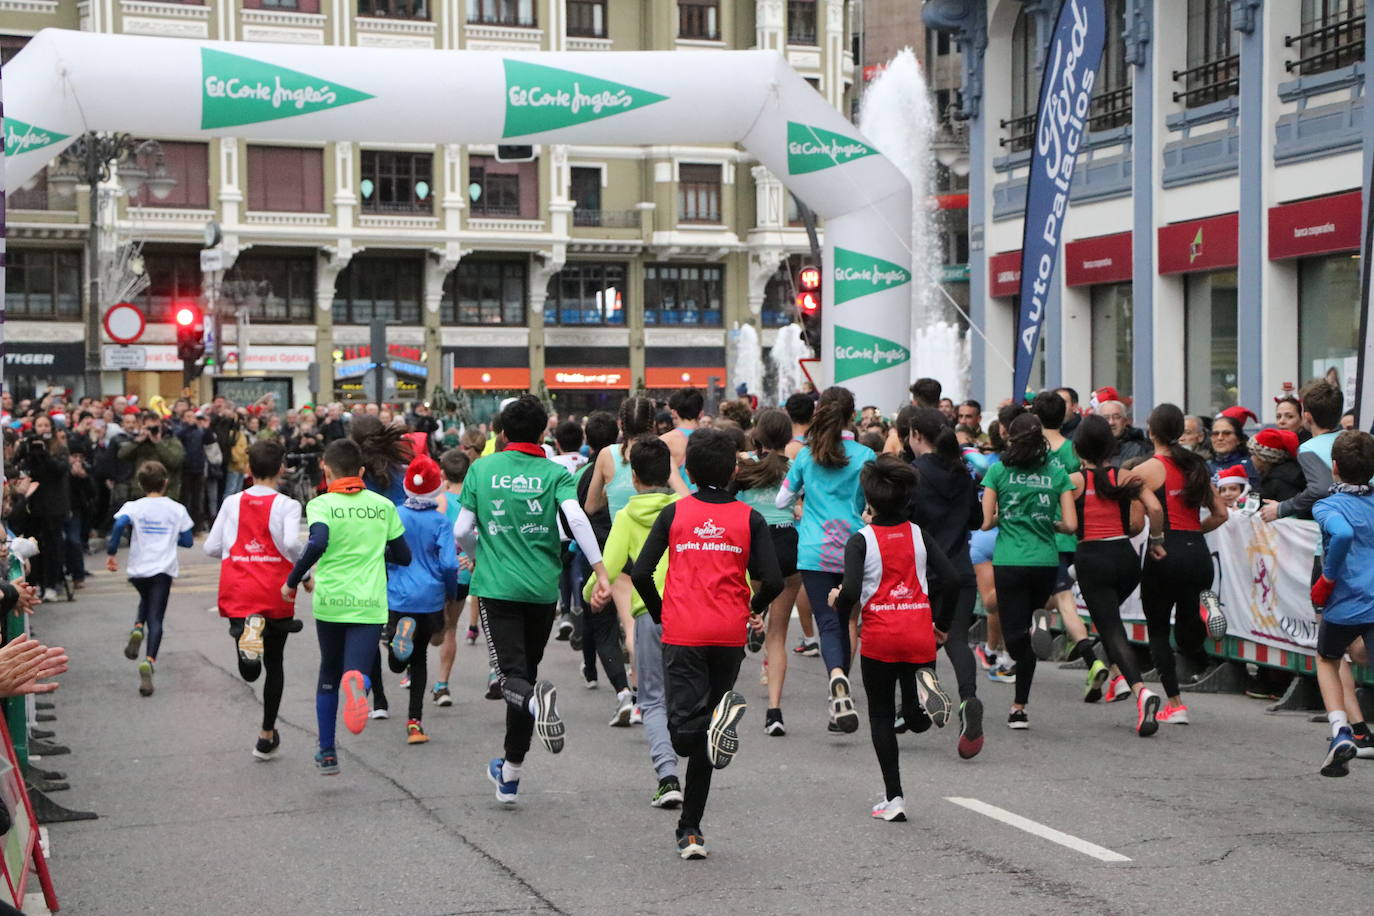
left=1355, top=138, right=1374, bottom=431
left=1012, top=0, right=1107, bottom=400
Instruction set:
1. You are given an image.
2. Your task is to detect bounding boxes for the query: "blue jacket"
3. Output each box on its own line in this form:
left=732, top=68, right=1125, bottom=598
left=1315, top=490, right=1374, bottom=625
left=386, top=503, right=460, bottom=613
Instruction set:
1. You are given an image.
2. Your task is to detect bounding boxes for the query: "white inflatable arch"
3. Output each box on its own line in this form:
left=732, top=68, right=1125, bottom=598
left=5, top=29, right=912, bottom=405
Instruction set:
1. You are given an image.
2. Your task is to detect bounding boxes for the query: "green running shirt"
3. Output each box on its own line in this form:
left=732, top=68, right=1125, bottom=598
left=306, top=489, right=404, bottom=624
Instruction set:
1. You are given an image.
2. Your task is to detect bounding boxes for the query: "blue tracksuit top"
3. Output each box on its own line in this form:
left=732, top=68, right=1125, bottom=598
left=386, top=503, right=460, bottom=613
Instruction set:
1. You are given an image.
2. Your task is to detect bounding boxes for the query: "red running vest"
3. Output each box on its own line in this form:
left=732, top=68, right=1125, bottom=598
left=219, top=491, right=295, bottom=619
left=661, top=496, right=754, bottom=647
left=1155, top=454, right=1202, bottom=532
left=1078, top=467, right=1134, bottom=540
left=859, top=523, right=935, bottom=664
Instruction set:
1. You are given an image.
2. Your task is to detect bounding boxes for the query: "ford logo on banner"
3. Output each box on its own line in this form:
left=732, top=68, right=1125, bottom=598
left=1013, top=0, right=1107, bottom=401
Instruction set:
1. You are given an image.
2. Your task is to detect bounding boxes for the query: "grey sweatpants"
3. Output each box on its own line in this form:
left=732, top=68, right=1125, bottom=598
left=633, top=616, right=678, bottom=781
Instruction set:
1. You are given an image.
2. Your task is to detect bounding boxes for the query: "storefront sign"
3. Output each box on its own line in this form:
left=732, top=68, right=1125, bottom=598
left=452, top=368, right=532, bottom=390
left=1158, top=212, right=1238, bottom=275
left=544, top=368, right=630, bottom=389
left=644, top=367, right=726, bottom=388
left=1268, top=190, right=1362, bottom=260
left=6, top=343, right=87, bottom=374
left=988, top=250, right=1021, bottom=298
left=334, top=344, right=427, bottom=381
left=101, top=345, right=147, bottom=370
left=1065, top=231, right=1132, bottom=286
left=139, top=344, right=313, bottom=372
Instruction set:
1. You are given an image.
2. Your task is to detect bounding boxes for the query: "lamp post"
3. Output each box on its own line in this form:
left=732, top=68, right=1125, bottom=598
left=47, top=134, right=175, bottom=399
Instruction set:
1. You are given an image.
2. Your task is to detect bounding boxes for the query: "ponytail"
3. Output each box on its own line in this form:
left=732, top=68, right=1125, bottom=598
left=1073, top=415, right=1142, bottom=502
left=1148, top=403, right=1213, bottom=509
left=910, top=407, right=959, bottom=469
left=807, top=386, right=856, bottom=468
left=618, top=396, right=655, bottom=461
left=734, top=407, right=791, bottom=490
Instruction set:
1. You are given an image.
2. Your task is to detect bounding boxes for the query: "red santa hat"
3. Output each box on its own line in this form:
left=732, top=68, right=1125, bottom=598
left=1215, top=465, right=1250, bottom=494
left=1251, top=427, right=1299, bottom=462
left=403, top=455, right=444, bottom=500
left=1218, top=406, right=1259, bottom=427
left=1090, top=386, right=1121, bottom=410
left=122, top=405, right=141, bottom=416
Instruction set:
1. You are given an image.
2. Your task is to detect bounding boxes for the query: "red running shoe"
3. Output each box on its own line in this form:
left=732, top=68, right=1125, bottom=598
left=1102, top=675, right=1131, bottom=703
left=341, top=670, right=371, bottom=735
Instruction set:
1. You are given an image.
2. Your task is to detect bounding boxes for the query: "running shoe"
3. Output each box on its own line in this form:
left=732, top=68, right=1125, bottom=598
left=315, top=748, right=339, bottom=776
left=630, top=704, right=643, bottom=726
left=369, top=707, right=390, bottom=720
left=533, top=680, right=565, bottom=754
left=1353, top=732, right=1374, bottom=759
left=570, top=628, right=583, bottom=652
left=1135, top=688, right=1161, bottom=738
left=390, top=616, right=416, bottom=664
left=827, top=718, right=843, bottom=734
left=253, top=730, right=280, bottom=761
left=1083, top=660, right=1109, bottom=703
left=793, top=637, right=819, bottom=657
left=1200, top=590, right=1228, bottom=640
left=610, top=689, right=633, bottom=727
left=124, top=626, right=144, bottom=660
left=486, top=670, right=503, bottom=700
left=893, top=713, right=906, bottom=734
left=651, top=776, right=683, bottom=809
left=466, top=625, right=479, bottom=645
left=871, top=796, right=907, bottom=822
left=916, top=668, right=951, bottom=728
left=487, top=757, right=519, bottom=804
left=237, top=614, right=266, bottom=677
left=676, top=828, right=707, bottom=860
left=583, top=665, right=599, bottom=690
left=1030, top=610, right=1054, bottom=660
left=341, top=670, right=371, bottom=734
left=1322, top=729, right=1358, bottom=777
left=1007, top=708, right=1029, bottom=730
left=1157, top=703, right=1190, bottom=725
left=987, top=664, right=1016, bottom=684
left=707, top=690, right=748, bottom=768
left=556, top=613, right=574, bottom=641
left=957, top=698, right=985, bottom=759
left=747, top=614, right=767, bottom=654
left=433, top=683, right=453, bottom=707
left=137, top=660, right=154, bottom=697
left=399, top=672, right=411, bottom=689
left=900, top=701, right=933, bottom=734
left=1103, top=674, right=1132, bottom=703
left=406, top=719, right=430, bottom=745
left=764, top=708, right=786, bottom=737
left=975, top=644, right=998, bottom=670
left=829, top=673, right=860, bottom=733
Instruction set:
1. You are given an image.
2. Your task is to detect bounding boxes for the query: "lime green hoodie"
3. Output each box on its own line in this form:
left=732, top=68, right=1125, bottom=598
left=584, top=488, right=678, bottom=618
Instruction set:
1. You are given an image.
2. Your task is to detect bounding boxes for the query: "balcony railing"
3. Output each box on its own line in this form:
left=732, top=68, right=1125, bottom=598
left=998, top=112, right=1036, bottom=153
left=361, top=199, right=434, bottom=214
left=1286, top=14, right=1365, bottom=75
left=1171, top=55, right=1239, bottom=107
left=572, top=208, right=639, bottom=228
left=1087, top=84, right=1133, bottom=132
left=470, top=204, right=525, bottom=218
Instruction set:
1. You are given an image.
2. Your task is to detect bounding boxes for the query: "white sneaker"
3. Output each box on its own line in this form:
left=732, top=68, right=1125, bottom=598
left=871, top=796, right=907, bottom=822
left=610, top=689, right=633, bottom=727
left=368, top=708, right=390, bottom=720
left=629, top=704, right=643, bottom=725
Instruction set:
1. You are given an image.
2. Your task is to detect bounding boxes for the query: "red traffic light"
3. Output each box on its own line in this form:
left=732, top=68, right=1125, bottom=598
left=796, top=291, right=820, bottom=313
left=797, top=265, right=821, bottom=291
left=175, top=305, right=199, bottom=327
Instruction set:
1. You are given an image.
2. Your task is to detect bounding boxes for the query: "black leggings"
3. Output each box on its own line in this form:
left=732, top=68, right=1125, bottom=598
left=937, top=569, right=978, bottom=700
left=1075, top=539, right=1143, bottom=686
left=860, top=655, right=924, bottom=800
left=663, top=643, right=744, bottom=834
left=480, top=598, right=556, bottom=764
left=992, top=565, right=1058, bottom=706
left=228, top=617, right=291, bottom=732
left=379, top=610, right=445, bottom=721
left=1140, top=531, right=1214, bottom=697
left=131, top=573, right=173, bottom=660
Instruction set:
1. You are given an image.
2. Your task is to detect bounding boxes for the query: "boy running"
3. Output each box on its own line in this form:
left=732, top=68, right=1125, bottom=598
left=204, top=440, right=305, bottom=758
left=285, top=439, right=410, bottom=775
left=107, top=460, right=194, bottom=697
left=431, top=447, right=473, bottom=706
left=454, top=396, right=611, bottom=804
left=632, top=428, right=783, bottom=859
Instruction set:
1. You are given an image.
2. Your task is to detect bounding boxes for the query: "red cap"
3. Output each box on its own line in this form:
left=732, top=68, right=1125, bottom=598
left=403, top=455, right=444, bottom=500
left=1252, top=427, right=1299, bottom=458
left=1219, top=406, right=1259, bottom=426
left=122, top=406, right=141, bottom=416
left=1094, top=386, right=1121, bottom=405
left=1216, top=465, right=1250, bottom=490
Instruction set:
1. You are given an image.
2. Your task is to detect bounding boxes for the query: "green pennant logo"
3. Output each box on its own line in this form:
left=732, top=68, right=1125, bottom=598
left=200, top=48, right=374, bottom=130
left=4, top=118, right=68, bottom=156
left=786, top=122, right=878, bottom=175
left=832, top=247, right=912, bottom=304
left=503, top=59, right=668, bottom=138
left=833, top=326, right=910, bottom=382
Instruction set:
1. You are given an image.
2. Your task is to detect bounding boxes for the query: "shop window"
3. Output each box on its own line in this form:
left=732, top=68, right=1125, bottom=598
left=679, top=0, right=719, bottom=40
left=544, top=262, right=626, bottom=326
left=1184, top=270, right=1239, bottom=416
left=467, top=0, right=535, bottom=26
left=360, top=150, right=433, bottom=214
left=645, top=263, right=723, bottom=327
left=567, top=0, right=605, bottom=37
left=359, top=0, right=428, bottom=18
left=442, top=260, right=527, bottom=325
left=1299, top=253, right=1361, bottom=386
left=128, top=141, right=210, bottom=209
left=1176, top=0, right=1238, bottom=107
left=4, top=249, right=82, bottom=321
left=678, top=164, right=722, bottom=224
left=570, top=167, right=602, bottom=226
left=137, top=251, right=203, bottom=324
left=1090, top=283, right=1134, bottom=400
left=223, top=254, right=316, bottom=324
left=332, top=256, right=423, bottom=324
left=787, top=0, right=817, bottom=44
left=469, top=155, right=538, bottom=218
left=247, top=146, right=324, bottom=213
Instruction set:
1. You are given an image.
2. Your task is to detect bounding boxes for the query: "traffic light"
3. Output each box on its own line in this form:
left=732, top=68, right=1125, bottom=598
left=796, top=264, right=821, bottom=350
left=175, top=302, right=205, bottom=362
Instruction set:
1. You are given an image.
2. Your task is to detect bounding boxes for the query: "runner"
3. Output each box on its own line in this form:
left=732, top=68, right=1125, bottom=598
left=1131, top=404, right=1229, bottom=725
left=979, top=413, right=1077, bottom=729
left=782, top=393, right=820, bottom=657
left=107, top=460, right=195, bottom=697
left=430, top=447, right=473, bottom=707
left=550, top=419, right=589, bottom=642
left=829, top=456, right=958, bottom=821
left=1069, top=416, right=1163, bottom=735
left=574, top=411, right=630, bottom=695
left=284, top=438, right=410, bottom=775
left=203, top=439, right=305, bottom=757
left=631, top=427, right=783, bottom=859
left=453, top=395, right=612, bottom=804
left=660, top=387, right=703, bottom=482
left=972, top=405, right=1017, bottom=684
left=777, top=386, right=876, bottom=734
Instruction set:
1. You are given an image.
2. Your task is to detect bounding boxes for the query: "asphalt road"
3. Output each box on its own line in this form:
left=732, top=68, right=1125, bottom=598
left=30, top=548, right=1374, bottom=915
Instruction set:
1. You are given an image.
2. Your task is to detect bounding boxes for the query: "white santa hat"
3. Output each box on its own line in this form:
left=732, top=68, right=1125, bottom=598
left=1214, top=464, right=1250, bottom=496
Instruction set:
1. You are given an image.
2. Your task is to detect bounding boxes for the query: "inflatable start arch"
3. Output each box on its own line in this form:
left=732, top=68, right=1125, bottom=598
left=4, top=29, right=913, bottom=405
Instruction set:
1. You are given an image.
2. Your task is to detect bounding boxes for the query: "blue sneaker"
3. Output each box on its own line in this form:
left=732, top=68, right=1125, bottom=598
left=315, top=747, right=339, bottom=776
left=390, top=616, right=416, bottom=664
left=1322, top=729, right=1357, bottom=777
left=987, top=664, right=1016, bottom=684
left=487, top=757, right=519, bottom=804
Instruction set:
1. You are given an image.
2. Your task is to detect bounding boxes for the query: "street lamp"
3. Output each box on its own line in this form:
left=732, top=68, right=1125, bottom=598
left=49, top=133, right=175, bottom=398
left=931, top=111, right=971, bottom=178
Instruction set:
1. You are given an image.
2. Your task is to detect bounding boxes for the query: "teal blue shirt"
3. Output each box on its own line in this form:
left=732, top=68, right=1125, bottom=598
left=786, top=440, right=875, bottom=573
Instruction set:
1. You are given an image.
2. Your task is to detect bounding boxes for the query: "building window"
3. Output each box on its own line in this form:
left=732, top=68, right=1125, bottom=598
left=359, top=0, right=428, bottom=18
left=360, top=150, right=433, bottom=214
left=333, top=256, right=422, bottom=324
left=1002, top=10, right=1037, bottom=152
left=467, top=0, right=536, bottom=27
left=567, top=0, right=606, bottom=37
left=761, top=258, right=808, bottom=328
left=243, top=0, right=321, bottom=10
left=468, top=155, right=537, bottom=218
left=678, top=164, right=722, bottom=224
left=787, top=0, right=817, bottom=44
left=1, top=35, right=28, bottom=68
left=1184, top=269, right=1238, bottom=417
left=1290, top=0, right=1365, bottom=76
left=1089, top=0, right=1133, bottom=131
left=222, top=254, right=316, bottom=324
left=544, top=262, right=626, bottom=326
left=1299, top=253, right=1361, bottom=386
left=1090, top=283, right=1134, bottom=400
left=4, top=249, right=81, bottom=321
left=645, top=263, right=723, bottom=326
left=570, top=167, right=603, bottom=226
left=1176, top=0, right=1238, bottom=107
left=129, top=141, right=210, bottom=209
left=442, top=260, right=528, bottom=325
left=246, top=146, right=324, bottom=213
left=137, top=252, right=202, bottom=324
left=679, top=0, right=720, bottom=40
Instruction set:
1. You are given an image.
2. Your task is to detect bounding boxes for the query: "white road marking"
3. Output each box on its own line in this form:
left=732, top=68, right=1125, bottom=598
left=944, top=797, right=1131, bottom=863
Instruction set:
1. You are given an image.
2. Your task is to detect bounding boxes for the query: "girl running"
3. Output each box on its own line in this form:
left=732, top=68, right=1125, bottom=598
left=979, top=413, right=1076, bottom=729
left=1069, top=415, right=1163, bottom=736
left=1132, top=404, right=1229, bottom=724
left=777, top=386, right=875, bottom=734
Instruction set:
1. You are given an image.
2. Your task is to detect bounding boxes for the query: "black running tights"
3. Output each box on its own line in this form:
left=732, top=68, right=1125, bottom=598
left=937, top=573, right=978, bottom=700
left=1075, top=539, right=1144, bottom=686
left=992, top=565, right=1058, bottom=706
left=229, top=617, right=290, bottom=732
left=860, top=655, right=923, bottom=801
left=1140, top=531, right=1213, bottom=698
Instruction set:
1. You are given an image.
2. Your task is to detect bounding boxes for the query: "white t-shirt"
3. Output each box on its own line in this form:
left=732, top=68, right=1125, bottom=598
left=549, top=452, right=588, bottom=475
left=114, top=497, right=194, bottom=579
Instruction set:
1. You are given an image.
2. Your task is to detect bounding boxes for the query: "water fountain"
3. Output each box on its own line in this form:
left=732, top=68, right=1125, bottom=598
left=769, top=323, right=812, bottom=403
left=730, top=322, right=765, bottom=402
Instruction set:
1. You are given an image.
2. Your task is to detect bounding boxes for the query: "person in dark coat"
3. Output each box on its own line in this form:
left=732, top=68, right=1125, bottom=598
left=1251, top=427, right=1305, bottom=504
left=17, top=415, right=71, bottom=599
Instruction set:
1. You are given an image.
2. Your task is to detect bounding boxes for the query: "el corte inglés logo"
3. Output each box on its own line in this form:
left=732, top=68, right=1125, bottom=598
left=833, top=326, right=910, bottom=382
left=5, top=118, right=68, bottom=156
left=831, top=247, right=912, bottom=305
left=786, top=122, right=878, bottom=175
left=201, top=48, right=374, bottom=129
left=503, top=59, right=668, bottom=137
